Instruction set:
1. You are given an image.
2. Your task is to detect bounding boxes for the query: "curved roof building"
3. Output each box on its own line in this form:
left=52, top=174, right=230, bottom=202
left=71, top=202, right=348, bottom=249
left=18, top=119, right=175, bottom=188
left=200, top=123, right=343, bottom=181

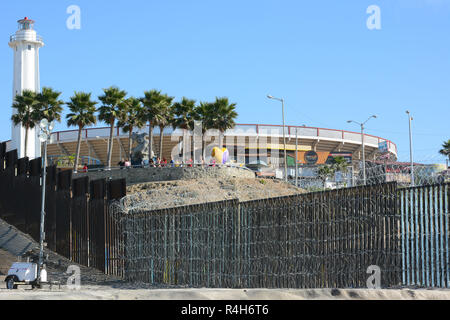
left=44, top=124, right=397, bottom=168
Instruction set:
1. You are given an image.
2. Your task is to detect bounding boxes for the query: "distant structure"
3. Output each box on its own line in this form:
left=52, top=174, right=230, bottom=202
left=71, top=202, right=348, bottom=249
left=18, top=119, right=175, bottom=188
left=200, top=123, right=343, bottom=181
left=46, top=124, right=398, bottom=168
left=8, top=17, right=44, bottom=159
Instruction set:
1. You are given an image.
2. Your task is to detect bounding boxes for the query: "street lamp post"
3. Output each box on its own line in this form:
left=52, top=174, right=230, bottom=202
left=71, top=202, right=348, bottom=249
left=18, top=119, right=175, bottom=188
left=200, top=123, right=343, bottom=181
left=267, top=95, right=288, bottom=182
left=295, top=128, right=299, bottom=187
left=347, top=115, right=377, bottom=185
left=37, top=118, right=54, bottom=284
left=406, top=111, right=414, bottom=186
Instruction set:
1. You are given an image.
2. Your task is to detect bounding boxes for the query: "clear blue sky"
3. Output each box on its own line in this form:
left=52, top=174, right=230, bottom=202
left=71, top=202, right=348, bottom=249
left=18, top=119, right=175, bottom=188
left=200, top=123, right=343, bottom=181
left=1, top=0, right=449, bottom=163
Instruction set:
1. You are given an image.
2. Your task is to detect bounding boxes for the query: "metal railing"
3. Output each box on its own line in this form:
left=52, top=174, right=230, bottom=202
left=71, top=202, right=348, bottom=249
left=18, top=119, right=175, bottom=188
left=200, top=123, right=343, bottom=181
left=9, top=34, right=43, bottom=43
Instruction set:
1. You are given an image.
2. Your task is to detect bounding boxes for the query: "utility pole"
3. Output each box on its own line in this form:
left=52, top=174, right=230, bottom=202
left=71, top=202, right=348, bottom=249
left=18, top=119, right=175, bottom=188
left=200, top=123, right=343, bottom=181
left=361, top=122, right=366, bottom=184
left=37, top=119, right=54, bottom=284
left=348, top=115, right=377, bottom=185
left=406, top=111, right=414, bottom=186
left=267, top=95, right=288, bottom=182
left=295, top=128, right=299, bottom=187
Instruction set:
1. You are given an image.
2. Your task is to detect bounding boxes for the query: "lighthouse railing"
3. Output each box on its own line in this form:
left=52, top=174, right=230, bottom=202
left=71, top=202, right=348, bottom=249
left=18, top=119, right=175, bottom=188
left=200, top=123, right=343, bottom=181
left=9, top=34, right=43, bottom=43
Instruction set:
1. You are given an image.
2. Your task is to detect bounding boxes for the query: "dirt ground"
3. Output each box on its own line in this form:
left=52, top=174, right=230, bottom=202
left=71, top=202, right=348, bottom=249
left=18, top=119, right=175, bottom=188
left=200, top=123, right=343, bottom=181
left=124, top=178, right=305, bottom=211
left=0, top=250, right=15, bottom=275
left=0, top=286, right=450, bottom=300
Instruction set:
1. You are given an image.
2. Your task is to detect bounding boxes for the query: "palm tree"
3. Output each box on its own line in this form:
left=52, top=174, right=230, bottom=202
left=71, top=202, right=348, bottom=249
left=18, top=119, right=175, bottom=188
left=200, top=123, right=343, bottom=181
left=66, top=92, right=97, bottom=172
left=153, top=94, right=174, bottom=159
left=141, top=90, right=164, bottom=161
left=98, top=86, right=127, bottom=169
left=36, top=87, right=64, bottom=123
left=210, top=97, right=238, bottom=148
left=318, top=165, right=335, bottom=189
left=172, top=97, right=196, bottom=163
left=194, top=101, right=215, bottom=159
left=332, top=156, right=349, bottom=174
left=11, top=90, right=39, bottom=158
left=439, top=140, right=450, bottom=162
left=117, top=97, right=145, bottom=161
left=331, top=156, right=350, bottom=187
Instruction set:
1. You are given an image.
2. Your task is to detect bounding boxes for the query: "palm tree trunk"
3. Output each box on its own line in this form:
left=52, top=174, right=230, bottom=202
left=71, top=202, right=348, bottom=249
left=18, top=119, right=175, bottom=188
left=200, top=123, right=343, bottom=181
left=202, top=134, right=206, bottom=161
left=128, top=128, right=133, bottom=161
left=148, top=121, right=154, bottom=160
left=107, top=120, right=115, bottom=169
left=24, top=125, right=29, bottom=158
left=74, top=126, right=83, bottom=172
left=159, top=125, right=164, bottom=159
left=182, top=129, right=186, bottom=163
left=219, top=131, right=224, bottom=149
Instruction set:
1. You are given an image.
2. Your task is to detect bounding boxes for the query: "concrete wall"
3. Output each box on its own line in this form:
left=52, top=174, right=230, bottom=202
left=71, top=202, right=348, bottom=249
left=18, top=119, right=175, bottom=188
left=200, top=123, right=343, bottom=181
left=74, top=166, right=255, bottom=185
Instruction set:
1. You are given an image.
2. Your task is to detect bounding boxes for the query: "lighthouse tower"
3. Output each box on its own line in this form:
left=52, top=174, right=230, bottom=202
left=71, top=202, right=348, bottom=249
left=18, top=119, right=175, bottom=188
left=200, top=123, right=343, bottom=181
left=8, top=17, right=44, bottom=159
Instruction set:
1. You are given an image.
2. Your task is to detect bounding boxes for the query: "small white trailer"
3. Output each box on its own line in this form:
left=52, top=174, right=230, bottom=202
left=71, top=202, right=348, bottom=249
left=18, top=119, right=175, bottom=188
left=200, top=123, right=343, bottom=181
left=5, top=262, right=47, bottom=289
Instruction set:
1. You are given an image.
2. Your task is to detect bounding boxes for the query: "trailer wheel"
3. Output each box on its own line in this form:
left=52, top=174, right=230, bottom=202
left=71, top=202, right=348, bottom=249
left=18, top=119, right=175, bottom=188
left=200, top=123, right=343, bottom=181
left=6, top=277, right=17, bottom=290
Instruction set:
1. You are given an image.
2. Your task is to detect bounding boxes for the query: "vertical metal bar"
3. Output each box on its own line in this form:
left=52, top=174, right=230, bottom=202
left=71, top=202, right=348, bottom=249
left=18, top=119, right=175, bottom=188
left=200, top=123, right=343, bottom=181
left=409, top=188, right=415, bottom=285
left=405, top=189, right=411, bottom=285
left=420, top=187, right=425, bottom=286
left=439, top=185, right=445, bottom=288
left=190, top=212, right=193, bottom=285
left=164, top=213, right=167, bottom=284
left=400, top=189, right=406, bottom=285
left=429, top=186, right=435, bottom=287
left=434, top=185, right=441, bottom=287
left=414, top=187, right=420, bottom=285
left=446, top=184, right=450, bottom=288
left=425, top=186, right=431, bottom=287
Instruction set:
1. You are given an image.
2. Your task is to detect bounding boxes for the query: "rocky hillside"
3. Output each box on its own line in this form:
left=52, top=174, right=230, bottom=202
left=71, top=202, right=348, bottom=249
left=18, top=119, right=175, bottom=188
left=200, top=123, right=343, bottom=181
left=124, top=178, right=305, bottom=212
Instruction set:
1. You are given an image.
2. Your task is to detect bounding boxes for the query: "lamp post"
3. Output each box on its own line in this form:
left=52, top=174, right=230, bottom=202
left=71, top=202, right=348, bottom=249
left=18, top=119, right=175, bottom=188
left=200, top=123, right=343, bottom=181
left=267, top=95, right=288, bottom=182
left=347, top=115, right=377, bottom=185
left=37, top=118, right=54, bottom=284
left=406, top=111, right=414, bottom=186
left=295, top=128, right=299, bottom=187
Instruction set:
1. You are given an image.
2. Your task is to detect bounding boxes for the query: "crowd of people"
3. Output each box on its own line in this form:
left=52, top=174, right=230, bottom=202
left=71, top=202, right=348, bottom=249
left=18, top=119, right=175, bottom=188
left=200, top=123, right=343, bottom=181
left=116, top=156, right=218, bottom=169
left=79, top=157, right=220, bottom=172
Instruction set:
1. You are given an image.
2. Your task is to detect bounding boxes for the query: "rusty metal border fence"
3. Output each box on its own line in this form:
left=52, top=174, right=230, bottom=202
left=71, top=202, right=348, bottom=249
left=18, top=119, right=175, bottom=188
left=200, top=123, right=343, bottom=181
left=0, top=144, right=126, bottom=276
left=400, top=183, right=450, bottom=288
left=114, top=200, right=239, bottom=286
left=115, top=183, right=402, bottom=288
left=238, top=183, right=400, bottom=288
left=2, top=140, right=450, bottom=288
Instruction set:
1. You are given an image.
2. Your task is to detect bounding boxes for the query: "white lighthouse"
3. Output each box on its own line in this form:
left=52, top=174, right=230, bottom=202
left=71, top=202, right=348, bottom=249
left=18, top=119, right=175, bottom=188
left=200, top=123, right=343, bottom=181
left=8, top=17, right=44, bottom=159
